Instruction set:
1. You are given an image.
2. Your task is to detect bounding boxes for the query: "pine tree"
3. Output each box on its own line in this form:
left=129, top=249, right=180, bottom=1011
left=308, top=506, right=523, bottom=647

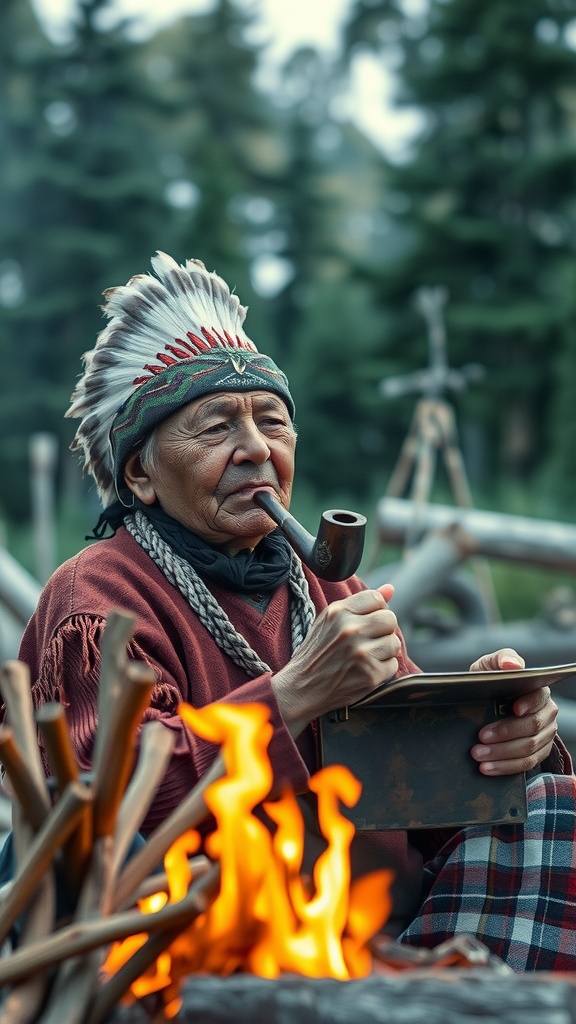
left=0, top=0, right=172, bottom=518
left=259, top=47, right=394, bottom=499
left=0, top=0, right=61, bottom=517
left=141, top=0, right=276, bottom=290
left=344, top=0, right=576, bottom=501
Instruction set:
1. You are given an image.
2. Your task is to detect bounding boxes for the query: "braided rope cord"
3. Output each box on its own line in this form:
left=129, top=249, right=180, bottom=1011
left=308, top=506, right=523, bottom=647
left=124, top=510, right=316, bottom=678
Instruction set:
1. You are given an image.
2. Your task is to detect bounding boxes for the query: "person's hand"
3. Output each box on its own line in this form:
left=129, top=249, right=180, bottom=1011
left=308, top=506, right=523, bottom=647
left=271, top=584, right=400, bottom=737
left=469, top=648, right=559, bottom=775
left=468, top=648, right=525, bottom=674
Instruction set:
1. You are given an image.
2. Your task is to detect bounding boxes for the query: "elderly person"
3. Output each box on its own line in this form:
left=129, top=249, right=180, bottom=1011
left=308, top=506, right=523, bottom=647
left=16, top=253, right=576, bottom=968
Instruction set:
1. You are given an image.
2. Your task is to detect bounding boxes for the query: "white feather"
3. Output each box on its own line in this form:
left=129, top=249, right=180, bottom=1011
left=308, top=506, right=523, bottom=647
left=66, top=253, right=258, bottom=505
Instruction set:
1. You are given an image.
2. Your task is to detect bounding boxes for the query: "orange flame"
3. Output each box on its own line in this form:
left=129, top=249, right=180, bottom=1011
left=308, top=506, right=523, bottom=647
left=104, top=702, right=393, bottom=1010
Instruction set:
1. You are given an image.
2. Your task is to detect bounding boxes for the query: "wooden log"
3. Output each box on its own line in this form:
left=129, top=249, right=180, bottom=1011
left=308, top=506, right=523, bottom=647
left=0, top=864, right=219, bottom=989
left=0, top=806, right=55, bottom=1024
left=85, top=863, right=221, bottom=1024
left=93, top=662, right=156, bottom=841
left=0, top=660, right=51, bottom=818
left=35, top=703, right=79, bottom=792
left=112, top=754, right=223, bottom=912
left=0, top=662, right=55, bottom=1024
left=98, top=972, right=576, bottom=1024
left=40, top=636, right=155, bottom=1024
left=111, top=720, right=176, bottom=879
left=39, top=833, right=115, bottom=1024
left=370, top=933, right=510, bottom=972
left=376, top=493, right=576, bottom=572
left=0, top=726, right=49, bottom=832
left=36, top=703, right=92, bottom=902
left=92, top=609, right=135, bottom=768
left=0, top=780, right=92, bottom=948
left=130, top=856, right=211, bottom=905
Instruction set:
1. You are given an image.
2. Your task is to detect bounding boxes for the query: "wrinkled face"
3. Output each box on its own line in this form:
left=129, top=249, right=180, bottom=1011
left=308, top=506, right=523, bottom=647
left=123, top=391, right=296, bottom=555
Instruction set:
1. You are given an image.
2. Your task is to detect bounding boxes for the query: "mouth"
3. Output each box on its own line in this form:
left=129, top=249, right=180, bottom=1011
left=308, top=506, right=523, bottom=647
left=227, top=484, right=278, bottom=501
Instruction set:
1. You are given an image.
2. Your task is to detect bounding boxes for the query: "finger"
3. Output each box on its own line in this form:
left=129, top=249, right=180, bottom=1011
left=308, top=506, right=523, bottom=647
left=336, top=589, right=389, bottom=616
left=469, top=648, right=525, bottom=672
left=472, top=734, right=557, bottom=776
left=512, top=685, right=552, bottom=717
left=497, top=649, right=525, bottom=670
left=472, top=720, right=558, bottom=774
left=336, top=633, right=401, bottom=685
left=377, top=583, right=395, bottom=604
left=478, top=692, right=557, bottom=743
left=363, top=631, right=402, bottom=663
left=355, top=609, right=399, bottom=641
left=474, top=716, right=558, bottom=757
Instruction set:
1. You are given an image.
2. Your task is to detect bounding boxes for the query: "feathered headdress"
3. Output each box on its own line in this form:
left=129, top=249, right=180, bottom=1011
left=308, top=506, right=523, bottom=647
left=67, top=252, right=294, bottom=506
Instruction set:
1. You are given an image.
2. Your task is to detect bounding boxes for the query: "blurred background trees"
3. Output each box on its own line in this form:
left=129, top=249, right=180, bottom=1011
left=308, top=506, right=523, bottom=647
left=2, top=0, right=576, bottom=580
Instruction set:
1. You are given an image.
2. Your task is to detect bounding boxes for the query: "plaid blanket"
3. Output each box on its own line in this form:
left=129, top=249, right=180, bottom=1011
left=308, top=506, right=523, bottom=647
left=399, top=772, right=576, bottom=970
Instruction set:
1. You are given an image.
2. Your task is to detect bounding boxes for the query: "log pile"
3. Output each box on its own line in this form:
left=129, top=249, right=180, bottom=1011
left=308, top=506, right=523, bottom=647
left=0, top=609, right=221, bottom=1024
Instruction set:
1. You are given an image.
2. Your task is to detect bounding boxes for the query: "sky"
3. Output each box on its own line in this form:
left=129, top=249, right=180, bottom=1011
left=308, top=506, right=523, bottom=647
left=33, top=0, right=352, bottom=56
left=31, top=0, right=425, bottom=160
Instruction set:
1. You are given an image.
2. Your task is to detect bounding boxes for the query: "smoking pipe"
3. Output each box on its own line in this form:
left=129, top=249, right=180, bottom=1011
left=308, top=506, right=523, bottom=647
left=254, top=490, right=367, bottom=582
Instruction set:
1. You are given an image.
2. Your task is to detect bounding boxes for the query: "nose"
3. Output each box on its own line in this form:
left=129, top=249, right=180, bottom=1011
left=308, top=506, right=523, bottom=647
left=231, top=421, right=271, bottom=465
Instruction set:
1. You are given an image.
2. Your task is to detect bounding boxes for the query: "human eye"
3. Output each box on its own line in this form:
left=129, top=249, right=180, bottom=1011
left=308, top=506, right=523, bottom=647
left=258, top=403, right=290, bottom=427
left=201, top=420, right=229, bottom=436
left=259, top=414, right=288, bottom=433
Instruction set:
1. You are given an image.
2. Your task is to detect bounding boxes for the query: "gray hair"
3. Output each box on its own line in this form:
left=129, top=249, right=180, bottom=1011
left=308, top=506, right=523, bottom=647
left=138, top=428, right=160, bottom=477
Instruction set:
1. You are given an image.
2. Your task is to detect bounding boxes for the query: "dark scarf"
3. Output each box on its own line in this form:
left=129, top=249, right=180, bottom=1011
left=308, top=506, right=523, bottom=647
left=88, top=499, right=293, bottom=595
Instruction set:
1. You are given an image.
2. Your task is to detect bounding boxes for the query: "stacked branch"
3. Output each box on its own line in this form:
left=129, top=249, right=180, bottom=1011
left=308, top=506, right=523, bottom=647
left=0, top=610, right=222, bottom=1024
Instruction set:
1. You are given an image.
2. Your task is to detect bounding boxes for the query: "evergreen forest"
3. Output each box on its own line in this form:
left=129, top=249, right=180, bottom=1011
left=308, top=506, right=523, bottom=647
left=3, top=0, right=576, bottom=590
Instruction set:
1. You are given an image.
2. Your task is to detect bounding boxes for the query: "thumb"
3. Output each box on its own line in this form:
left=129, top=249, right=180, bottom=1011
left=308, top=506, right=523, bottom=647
left=378, top=583, right=395, bottom=604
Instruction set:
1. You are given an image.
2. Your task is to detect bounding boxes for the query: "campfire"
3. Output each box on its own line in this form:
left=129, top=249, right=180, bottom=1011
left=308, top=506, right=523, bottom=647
left=0, top=610, right=509, bottom=1024
left=104, top=701, right=393, bottom=1012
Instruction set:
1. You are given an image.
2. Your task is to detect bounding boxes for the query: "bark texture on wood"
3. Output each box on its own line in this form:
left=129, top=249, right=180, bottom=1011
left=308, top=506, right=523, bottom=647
left=104, top=972, right=576, bottom=1024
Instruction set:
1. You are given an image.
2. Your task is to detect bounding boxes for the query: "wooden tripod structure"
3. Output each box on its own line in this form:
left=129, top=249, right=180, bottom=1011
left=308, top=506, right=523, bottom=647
left=375, top=285, right=500, bottom=623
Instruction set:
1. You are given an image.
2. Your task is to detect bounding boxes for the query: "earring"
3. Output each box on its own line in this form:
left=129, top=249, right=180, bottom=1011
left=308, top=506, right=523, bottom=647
left=115, top=484, right=136, bottom=508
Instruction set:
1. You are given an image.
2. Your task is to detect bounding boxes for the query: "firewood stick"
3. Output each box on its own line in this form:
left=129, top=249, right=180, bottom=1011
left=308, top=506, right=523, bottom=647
left=0, top=807, right=55, bottom=1024
left=85, top=863, right=221, bottom=1024
left=131, top=855, right=211, bottom=904
left=0, top=863, right=219, bottom=990
left=0, top=781, right=92, bottom=948
left=92, top=609, right=135, bottom=773
left=39, top=833, right=115, bottom=1024
left=35, top=702, right=79, bottom=791
left=59, top=796, right=93, bottom=906
left=43, top=658, right=152, bottom=1024
left=0, top=660, right=51, bottom=816
left=112, top=753, right=224, bottom=911
left=40, top=657, right=155, bottom=1023
left=92, top=661, right=156, bottom=840
left=36, top=703, right=93, bottom=902
left=44, top=744, right=121, bottom=1022
left=0, top=726, right=50, bottom=831
left=111, top=720, right=176, bottom=879
left=0, top=677, right=55, bottom=1024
